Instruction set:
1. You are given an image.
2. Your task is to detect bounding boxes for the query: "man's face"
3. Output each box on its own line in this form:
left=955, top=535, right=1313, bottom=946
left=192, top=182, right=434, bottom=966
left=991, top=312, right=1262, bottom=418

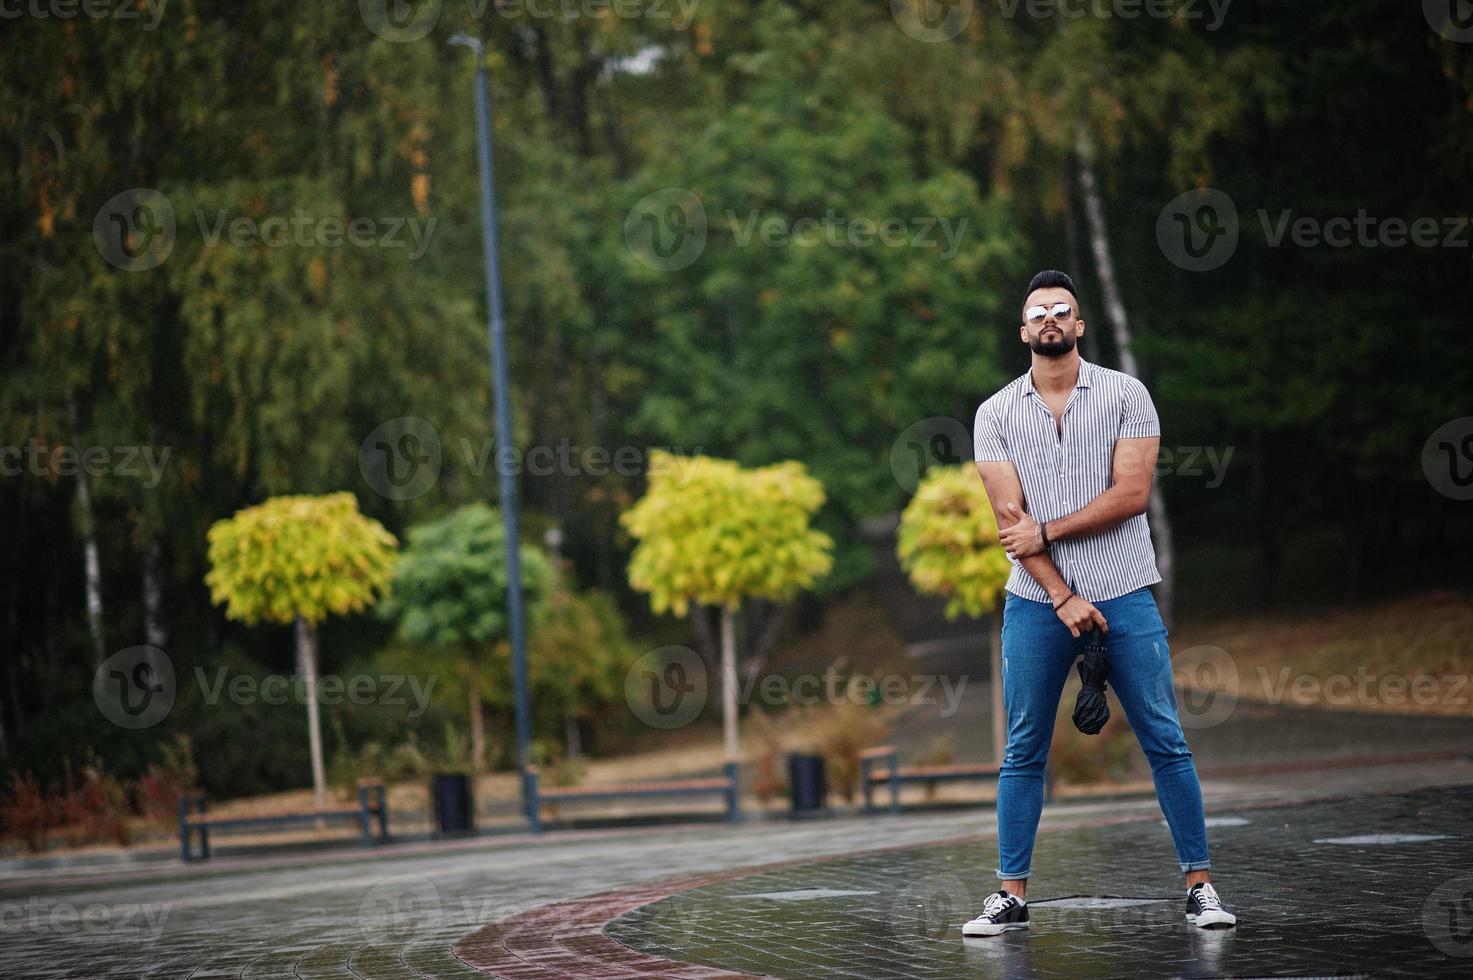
left=1020, top=287, right=1084, bottom=357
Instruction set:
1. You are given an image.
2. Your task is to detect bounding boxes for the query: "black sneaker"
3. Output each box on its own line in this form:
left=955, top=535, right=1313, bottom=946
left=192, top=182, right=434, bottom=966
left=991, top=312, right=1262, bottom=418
left=1185, top=881, right=1237, bottom=928
left=962, top=890, right=1030, bottom=937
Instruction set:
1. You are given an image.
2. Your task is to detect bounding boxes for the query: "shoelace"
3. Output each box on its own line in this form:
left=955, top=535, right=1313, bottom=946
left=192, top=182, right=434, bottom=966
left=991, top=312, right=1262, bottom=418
left=1193, top=885, right=1223, bottom=910
left=980, top=892, right=1015, bottom=919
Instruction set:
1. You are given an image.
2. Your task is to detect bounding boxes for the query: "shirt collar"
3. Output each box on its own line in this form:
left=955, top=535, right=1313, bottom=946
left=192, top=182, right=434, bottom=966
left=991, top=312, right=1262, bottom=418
left=1021, top=357, right=1095, bottom=398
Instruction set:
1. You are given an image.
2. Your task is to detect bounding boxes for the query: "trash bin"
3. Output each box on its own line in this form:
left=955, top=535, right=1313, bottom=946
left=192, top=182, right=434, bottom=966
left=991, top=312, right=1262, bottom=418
left=787, top=753, right=827, bottom=815
left=430, top=773, right=475, bottom=836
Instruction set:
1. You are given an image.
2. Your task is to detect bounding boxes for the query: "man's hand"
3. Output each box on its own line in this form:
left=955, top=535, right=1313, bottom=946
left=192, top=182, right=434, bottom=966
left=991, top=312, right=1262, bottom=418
left=1055, top=594, right=1108, bottom=638
left=998, top=502, right=1045, bottom=560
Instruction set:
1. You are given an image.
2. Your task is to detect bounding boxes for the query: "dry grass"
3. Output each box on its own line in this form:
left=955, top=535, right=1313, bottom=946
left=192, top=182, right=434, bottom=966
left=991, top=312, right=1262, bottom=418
left=1172, top=589, right=1473, bottom=717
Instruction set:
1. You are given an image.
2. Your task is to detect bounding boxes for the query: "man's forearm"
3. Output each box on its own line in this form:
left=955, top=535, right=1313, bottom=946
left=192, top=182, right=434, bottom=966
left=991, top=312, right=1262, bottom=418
left=1019, top=551, right=1071, bottom=604
left=1043, top=485, right=1149, bottom=543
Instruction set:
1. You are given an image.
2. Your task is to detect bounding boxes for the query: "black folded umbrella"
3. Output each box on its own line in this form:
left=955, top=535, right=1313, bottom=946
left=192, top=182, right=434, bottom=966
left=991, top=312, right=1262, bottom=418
left=1072, top=627, right=1111, bottom=735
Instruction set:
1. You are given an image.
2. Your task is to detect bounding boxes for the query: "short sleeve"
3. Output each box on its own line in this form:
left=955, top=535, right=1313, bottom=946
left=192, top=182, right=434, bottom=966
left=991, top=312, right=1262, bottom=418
left=1119, top=377, right=1161, bottom=439
left=973, top=403, right=1010, bottom=462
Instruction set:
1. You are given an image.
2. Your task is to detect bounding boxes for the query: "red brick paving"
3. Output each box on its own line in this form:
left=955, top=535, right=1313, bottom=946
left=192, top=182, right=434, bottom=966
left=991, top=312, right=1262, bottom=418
left=450, top=812, right=1171, bottom=978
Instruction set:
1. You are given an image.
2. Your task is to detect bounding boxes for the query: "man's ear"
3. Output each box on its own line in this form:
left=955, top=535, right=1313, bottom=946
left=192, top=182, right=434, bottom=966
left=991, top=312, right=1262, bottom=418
left=1019, top=324, right=1029, bottom=345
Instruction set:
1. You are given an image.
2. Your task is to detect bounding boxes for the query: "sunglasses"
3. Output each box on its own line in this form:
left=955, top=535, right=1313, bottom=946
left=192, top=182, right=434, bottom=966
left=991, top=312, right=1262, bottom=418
left=1025, top=303, right=1076, bottom=324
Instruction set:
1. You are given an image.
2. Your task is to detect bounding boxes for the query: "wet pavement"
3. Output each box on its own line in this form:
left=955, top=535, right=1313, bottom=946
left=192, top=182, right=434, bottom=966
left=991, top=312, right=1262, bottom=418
left=609, top=785, right=1473, bottom=978
left=2, top=765, right=1471, bottom=978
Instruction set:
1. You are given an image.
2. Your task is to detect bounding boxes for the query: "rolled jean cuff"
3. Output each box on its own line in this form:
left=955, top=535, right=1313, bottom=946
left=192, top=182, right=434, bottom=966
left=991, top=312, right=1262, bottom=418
left=997, top=868, right=1031, bottom=881
left=1179, top=859, right=1212, bottom=873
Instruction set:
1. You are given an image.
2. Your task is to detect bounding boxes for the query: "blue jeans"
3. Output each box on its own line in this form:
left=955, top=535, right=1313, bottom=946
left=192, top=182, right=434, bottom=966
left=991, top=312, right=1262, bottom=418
left=996, top=586, right=1211, bottom=878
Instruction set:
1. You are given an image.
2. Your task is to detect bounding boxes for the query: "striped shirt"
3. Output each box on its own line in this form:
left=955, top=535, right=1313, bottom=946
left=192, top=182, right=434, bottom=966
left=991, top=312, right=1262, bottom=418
left=973, top=356, right=1162, bottom=603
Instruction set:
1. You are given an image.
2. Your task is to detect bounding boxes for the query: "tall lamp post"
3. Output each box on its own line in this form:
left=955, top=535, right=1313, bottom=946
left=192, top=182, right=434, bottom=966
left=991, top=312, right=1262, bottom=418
left=449, top=33, right=536, bottom=825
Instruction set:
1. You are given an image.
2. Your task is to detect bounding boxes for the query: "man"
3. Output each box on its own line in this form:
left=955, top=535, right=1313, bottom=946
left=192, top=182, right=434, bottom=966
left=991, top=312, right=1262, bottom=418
left=960, top=270, right=1235, bottom=937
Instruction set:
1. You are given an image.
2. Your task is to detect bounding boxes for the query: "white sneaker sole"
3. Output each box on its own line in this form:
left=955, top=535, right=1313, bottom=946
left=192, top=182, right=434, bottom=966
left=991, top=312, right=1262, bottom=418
left=1186, top=909, right=1237, bottom=928
left=962, top=920, right=1030, bottom=937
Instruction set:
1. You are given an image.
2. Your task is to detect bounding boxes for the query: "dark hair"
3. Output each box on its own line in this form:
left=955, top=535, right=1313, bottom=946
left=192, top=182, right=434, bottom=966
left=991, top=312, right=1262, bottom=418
left=1025, top=269, right=1078, bottom=305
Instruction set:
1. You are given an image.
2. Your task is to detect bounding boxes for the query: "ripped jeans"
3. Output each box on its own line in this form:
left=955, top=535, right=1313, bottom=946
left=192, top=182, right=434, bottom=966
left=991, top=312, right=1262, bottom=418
left=995, top=586, right=1211, bottom=879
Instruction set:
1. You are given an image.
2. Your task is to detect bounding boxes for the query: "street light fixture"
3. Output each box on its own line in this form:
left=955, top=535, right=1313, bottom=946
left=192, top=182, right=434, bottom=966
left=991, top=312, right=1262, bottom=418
left=449, top=32, right=537, bottom=828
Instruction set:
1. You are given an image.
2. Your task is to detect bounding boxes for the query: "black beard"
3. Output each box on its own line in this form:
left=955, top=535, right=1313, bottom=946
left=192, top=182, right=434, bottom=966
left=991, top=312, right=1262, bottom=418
left=1029, top=333, right=1076, bottom=357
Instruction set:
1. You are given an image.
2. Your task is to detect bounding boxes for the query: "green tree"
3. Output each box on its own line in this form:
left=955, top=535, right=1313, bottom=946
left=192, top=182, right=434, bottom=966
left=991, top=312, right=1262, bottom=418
left=379, top=503, right=554, bottom=771
left=621, top=451, right=833, bottom=759
left=896, top=464, right=1012, bottom=764
left=896, top=466, right=1011, bottom=621
left=205, top=493, right=397, bottom=806
left=525, top=587, right=637, bottom=758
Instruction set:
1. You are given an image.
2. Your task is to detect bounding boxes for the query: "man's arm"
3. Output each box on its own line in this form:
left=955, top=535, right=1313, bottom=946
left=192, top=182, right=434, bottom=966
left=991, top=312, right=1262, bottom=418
left=1000, top=436, right=1158, bottom=552
left=975, top=460, right=1108, bottom=636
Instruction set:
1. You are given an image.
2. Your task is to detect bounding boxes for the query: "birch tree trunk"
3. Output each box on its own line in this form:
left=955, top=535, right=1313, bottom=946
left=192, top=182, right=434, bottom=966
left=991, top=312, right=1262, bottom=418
left=720, top=605, right=739, bottom=761
left=1075, top=127, right=1177, bottom=627
left=1062, top=161, right=1100, bottom=364
left=68, top=398, right=106, bottom=666
left=468, top=661, right=486, bottom=772
left=295, top=617, right=328, bottom=810
left=75, top=467, right=106, bottom=667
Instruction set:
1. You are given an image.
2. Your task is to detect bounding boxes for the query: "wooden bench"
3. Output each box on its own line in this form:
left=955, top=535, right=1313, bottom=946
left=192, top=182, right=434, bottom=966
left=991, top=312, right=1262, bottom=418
left=526, top=762, right=739, bottom=832
left=178, top=778, right=388, bottom=861
left=860, top=746, right=1054, bottom=814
